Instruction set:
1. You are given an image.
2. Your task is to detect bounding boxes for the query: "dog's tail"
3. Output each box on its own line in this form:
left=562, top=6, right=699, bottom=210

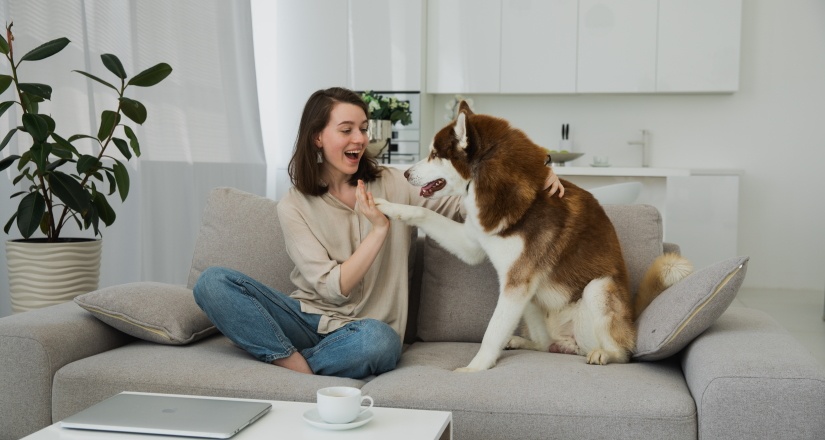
left=634, top=253, right=693, bottom=320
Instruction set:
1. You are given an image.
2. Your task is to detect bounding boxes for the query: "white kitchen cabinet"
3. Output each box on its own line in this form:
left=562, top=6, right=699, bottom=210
left=577, top=0, right=658, bottom=93
left=348, top=0, right=422, bottom=91
left=426, top=0, right=502, bottom=94
left=500, top=0, right=578, bottom=93
left=656, top=0, right=742, bottom=92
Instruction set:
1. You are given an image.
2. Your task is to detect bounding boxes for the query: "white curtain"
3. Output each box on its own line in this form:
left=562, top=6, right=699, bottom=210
left=0, top=0, right=266, bottom=316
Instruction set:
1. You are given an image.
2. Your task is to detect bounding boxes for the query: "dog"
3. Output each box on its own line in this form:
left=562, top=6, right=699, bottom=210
left=375, top=102, right=692, bottom=372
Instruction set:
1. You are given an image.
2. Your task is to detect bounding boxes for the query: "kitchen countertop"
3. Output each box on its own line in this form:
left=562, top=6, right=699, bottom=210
left=553, top=166, right=743, bottom=177
left=387, top=164, right=742, bottom=177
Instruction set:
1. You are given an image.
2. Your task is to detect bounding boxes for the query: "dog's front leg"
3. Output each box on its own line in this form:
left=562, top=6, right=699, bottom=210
left=375, top=198, right=486, bottom=265
left=456, top=290, right=533, bottom=372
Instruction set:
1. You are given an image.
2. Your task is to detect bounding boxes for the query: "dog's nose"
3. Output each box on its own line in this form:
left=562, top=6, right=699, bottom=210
left=403, top=169, right=410, bottom=179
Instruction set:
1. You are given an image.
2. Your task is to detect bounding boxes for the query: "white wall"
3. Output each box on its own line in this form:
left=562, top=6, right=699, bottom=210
left=424, top=0, right=825, bottom=291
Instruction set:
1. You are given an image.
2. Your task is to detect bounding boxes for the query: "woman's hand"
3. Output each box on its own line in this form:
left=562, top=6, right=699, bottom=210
left=545, top=167, right=565, bottom=198
left=356, top=180, right=390, bottom=230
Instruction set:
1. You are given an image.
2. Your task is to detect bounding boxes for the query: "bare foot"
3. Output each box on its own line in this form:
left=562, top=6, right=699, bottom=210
left=272, top=351, right=313, bottom=374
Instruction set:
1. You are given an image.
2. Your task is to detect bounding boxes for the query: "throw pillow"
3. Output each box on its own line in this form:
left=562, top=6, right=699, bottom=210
left=74, top=282, right=218, bottom=345
left=633, top=256, right=749, bottom=361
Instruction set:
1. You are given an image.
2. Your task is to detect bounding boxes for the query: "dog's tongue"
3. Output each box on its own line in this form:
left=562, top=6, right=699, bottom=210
left=419, top=179, right=445, bottom=198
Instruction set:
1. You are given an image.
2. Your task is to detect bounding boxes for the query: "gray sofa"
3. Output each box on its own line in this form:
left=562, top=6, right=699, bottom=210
left=2, top=187, right=824, bottom=440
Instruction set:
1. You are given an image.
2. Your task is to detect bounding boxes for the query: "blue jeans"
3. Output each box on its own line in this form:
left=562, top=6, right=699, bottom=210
left=193, top=267, right=401, bottom=379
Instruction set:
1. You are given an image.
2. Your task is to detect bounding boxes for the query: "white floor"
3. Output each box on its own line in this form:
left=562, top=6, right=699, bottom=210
left=733, top=287, right=825, bottom=367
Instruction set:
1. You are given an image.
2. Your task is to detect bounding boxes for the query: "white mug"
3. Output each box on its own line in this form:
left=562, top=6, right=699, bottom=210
left=316, top=386, right=374, bottom=424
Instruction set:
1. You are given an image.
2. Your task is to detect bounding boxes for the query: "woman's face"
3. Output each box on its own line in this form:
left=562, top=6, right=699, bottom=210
left=316, top=102, right=369, bottom=181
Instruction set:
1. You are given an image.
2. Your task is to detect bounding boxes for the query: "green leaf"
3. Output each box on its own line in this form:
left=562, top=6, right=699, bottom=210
left=127, top=63, right=172, bottom=87
left=77, top=154, right=101, bottom=174
left=46, top=158, right=69, bottom=171
left=20, top=93, right=39, bottom=114
left=40, top=114, right=56, bottom=134
left=0, top=34, right=9, bottom=55
left=50, top=133, right=80, bottom=156
left=12, top=171, right=29, bottom=185
left=29, top=143, right=52, bottom=173
left=97, top=110, right=120, bottom=141
left=49, top=171, right=91, bottom=212
left=67, top=133, right=99, bottom=144
left=92, top=192, right=116, bottom=226
left=0, top=128, right=18, bottom=152
left=101, top=54, right=127, bottom=79
left=0, top=75, right=13, bottom=95
left=17, top=83, right=52, bottom=100
left=3, top=213, right=17, bottom=235
left=111, top=137, right=131, bottom=160
left=112, top=160, right=130, bottom=201
left=22, top=113, right=50, bottom=142
left=73, top=70, right=118, bottom=93
left=119, top=97, right=147, bottom=124
left=39, top=211, right=51, bottom=236
left=20, top=37, right=71, bottom=62
left=0, top=154, right=20, bottom=172
left=105, top=170, right=116, bottom=195
left=123, top=125, right=140, bottom=157
left=0, top=101, right=14, bottom=121
left=16, top=191, right=46, bottom=239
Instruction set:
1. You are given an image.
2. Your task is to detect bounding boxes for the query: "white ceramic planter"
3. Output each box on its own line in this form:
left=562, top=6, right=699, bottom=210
left=5, top=239, right=102, bottom=313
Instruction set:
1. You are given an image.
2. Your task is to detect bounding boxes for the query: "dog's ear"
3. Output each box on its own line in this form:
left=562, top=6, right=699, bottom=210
left=458, top=100, right=474, bottom=116
left=453, top=112, right=469, bottom=150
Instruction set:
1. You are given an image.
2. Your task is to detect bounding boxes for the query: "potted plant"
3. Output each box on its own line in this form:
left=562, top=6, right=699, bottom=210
left=0, top=23, right=172, bottom=312
left=359, top=90, right=413, bottom=157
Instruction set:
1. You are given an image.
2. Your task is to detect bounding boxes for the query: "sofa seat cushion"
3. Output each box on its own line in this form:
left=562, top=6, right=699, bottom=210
left=51, top=335, right=364, bottom=421
left=363, top=342, right=697, bottom=440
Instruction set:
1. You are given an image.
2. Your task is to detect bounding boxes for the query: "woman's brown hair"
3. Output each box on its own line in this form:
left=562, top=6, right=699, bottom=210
left=288, top=87, right=382, bottom=196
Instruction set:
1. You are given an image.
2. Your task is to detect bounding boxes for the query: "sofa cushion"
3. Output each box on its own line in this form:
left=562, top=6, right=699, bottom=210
left=74, top=282, right=217, bottom=345
left=416, top=204, right=664, bottom=343
left=51, top=336, right=366, bottom=422
left=187, top=187, right=296, bottom=295
left=634, top=256, right=749, bottom=361
left=363, top=342, right=696, bottom=440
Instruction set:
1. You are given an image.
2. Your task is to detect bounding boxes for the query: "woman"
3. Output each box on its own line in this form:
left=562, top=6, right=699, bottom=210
left=194, top=87, right=563, bottom=379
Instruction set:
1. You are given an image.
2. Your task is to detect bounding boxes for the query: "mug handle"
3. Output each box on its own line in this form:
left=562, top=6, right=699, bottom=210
left=359, top=395, right=374, bottom=414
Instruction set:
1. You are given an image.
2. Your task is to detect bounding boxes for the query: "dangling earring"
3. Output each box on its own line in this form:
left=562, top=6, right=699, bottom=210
left=316, top=149, right=324, bottom=164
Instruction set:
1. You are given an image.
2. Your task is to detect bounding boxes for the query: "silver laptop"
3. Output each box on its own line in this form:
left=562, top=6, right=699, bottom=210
left=60, top=392, right=272, bottom=439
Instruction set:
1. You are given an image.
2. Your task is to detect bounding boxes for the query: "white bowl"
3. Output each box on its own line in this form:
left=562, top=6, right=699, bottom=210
left=547, top=151, right=584, bottom=165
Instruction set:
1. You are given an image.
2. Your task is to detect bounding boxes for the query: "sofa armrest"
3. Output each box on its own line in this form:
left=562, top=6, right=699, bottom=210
left=682, top=306, right=825, bottom=440
left=0, top=301, right=133, bottom=440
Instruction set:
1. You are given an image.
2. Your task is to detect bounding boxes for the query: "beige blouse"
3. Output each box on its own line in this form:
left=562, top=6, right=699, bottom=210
left=277, top=167, right=462, bottom=340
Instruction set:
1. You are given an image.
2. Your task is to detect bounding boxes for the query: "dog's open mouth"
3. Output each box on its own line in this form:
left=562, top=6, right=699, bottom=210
left=420, top=179, right=446, bottom=198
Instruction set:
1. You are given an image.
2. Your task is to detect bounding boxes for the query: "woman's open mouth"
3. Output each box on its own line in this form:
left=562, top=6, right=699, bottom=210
left=344, top=149, right=361, bottom=160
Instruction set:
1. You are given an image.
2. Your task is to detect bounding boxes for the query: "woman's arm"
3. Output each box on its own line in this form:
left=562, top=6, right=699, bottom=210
left=338, top=180, right=390, bottom=297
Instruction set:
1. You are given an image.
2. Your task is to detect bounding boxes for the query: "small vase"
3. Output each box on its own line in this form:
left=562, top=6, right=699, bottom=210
left=366, top=119, right=392, bottom=157
left=6, top=238, right=102, bottom=313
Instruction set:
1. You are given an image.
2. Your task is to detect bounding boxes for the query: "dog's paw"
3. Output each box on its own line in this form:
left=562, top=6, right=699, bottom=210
left=505, top=336, right=530, bottom=350
left=586, top=349, right=610, bottom=365
left=374, top=199, right=427, bottom=224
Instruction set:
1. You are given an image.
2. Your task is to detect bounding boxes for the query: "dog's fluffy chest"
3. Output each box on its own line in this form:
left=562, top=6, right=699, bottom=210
left=463, top=190, right=525, bottom=277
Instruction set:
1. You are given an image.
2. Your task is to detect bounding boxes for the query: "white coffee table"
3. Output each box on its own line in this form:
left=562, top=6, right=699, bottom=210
left=22, top=392, right=452, bottom=440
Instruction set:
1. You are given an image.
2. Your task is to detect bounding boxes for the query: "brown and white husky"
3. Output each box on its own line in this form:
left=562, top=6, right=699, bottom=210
left=375, top=102, right=692, bottom=372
